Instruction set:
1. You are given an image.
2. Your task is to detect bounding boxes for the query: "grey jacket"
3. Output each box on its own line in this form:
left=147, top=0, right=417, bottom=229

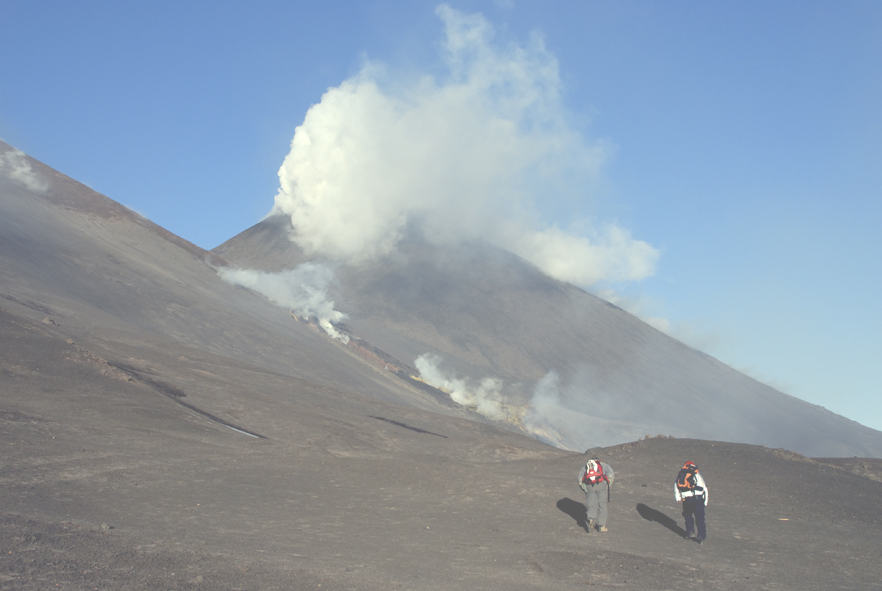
left=578, top=461, right=614, bottom=493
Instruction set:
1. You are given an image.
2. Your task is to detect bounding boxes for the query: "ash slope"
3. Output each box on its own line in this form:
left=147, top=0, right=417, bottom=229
left=3, top=312, right=881, bottom=591
left=2, top=142, right=881, bottom=590
left=215, top=214, right=882, bottom=458
left=0, top=140, right=457, bottom=416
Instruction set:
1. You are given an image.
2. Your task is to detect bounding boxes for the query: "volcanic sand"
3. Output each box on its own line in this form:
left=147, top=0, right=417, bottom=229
left=2, top=310, right=882, bottom=590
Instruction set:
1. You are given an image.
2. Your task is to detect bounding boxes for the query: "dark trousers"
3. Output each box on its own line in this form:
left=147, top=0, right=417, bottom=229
left=682, top=497, right=706, bottom=540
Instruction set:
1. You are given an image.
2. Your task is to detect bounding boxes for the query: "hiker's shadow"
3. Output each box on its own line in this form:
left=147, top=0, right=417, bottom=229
left=556, top=497, right=591, bottom=533
left=636, top=503, right=688, bottom=538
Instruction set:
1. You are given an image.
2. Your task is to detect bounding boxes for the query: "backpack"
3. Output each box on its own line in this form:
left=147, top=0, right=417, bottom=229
left=582, top=460, right=608, bottom=486
left=676, top=467, right=697, bottom=492
left=676, top=463, right=704, bottom=495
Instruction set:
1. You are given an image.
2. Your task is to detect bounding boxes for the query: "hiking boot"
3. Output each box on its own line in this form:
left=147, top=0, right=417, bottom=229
left=599, top=526, right=609, bottom=533
left=586, top=518, right=596, bottom=531
left=686, top=532, right=696, bottom=540
left=696, top=538, right=705, bottom=545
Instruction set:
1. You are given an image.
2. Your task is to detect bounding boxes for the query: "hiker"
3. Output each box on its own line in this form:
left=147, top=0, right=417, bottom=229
left=674, top=460, right=708, bottom=544
left=578, top=457, right=614, bottom=533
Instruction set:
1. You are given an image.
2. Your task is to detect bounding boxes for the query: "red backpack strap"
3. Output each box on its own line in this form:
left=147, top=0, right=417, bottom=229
left=584, top=460, right=607, bottom=485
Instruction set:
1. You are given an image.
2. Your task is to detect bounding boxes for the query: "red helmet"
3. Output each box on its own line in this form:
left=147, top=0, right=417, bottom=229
left=682, top=461, right=697, bottom=470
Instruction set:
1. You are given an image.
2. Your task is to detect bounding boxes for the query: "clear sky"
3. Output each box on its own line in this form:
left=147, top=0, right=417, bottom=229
left=2, top=1, right=880, bottom=432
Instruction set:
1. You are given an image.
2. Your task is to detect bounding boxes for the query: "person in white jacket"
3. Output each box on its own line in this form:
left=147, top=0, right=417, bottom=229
left=674, top=461, right=708, bottom=543
left=578, top=458, right=614, bottom=533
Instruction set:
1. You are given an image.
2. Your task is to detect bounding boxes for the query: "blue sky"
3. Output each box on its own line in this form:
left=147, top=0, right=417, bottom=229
left=2, top=1, right=880, bottom=433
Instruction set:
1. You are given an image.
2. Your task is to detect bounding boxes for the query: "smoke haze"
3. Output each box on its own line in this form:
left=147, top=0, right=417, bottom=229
left=414, top=354, right=655, bottom=451
left=521, top=370, right=575, bottom=449
left=414, top=354, right=694, bottom=452
left=0, top=148, right=48, bottom=193
left=218, top=263, right=349, bottom=342
left=270, top=4, right=658, bottom=288
left=521, top=368, right=673, bottom=452
left=414, top=353, right=517, bottom=422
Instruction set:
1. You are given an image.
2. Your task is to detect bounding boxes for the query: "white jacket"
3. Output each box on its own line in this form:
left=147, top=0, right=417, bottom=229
left=674, top=470, right=708, bottom=505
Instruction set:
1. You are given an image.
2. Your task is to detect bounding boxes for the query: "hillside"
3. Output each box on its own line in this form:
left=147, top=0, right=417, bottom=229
left=214, top=213, right=882, bottom=457
left=2, top=142, right=881, bottom=590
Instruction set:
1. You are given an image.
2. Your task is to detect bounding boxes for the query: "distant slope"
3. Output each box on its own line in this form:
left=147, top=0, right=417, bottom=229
left=0, top=140, right=456, bottom=417
left=215, top=214, right=882, bottom=457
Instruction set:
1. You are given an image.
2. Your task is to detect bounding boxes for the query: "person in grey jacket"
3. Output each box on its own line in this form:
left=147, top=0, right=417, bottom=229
left=674, top=460, right=708, bottom=543
left=578, top=458, right=614, bottom=532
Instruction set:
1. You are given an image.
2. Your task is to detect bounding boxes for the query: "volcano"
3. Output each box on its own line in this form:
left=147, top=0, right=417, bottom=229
left=2, top=141, right=881, bottom=590
left=214, top=213, right=882, bottom=457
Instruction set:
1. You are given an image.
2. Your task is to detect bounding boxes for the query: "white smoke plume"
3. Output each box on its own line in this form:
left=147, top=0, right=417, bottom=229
left=414, top=353, right=516, bottom=421
left=218, top=263, right=349, bottom=342
left=270, top=4, right=658, bottom=288
left=0, top=148, right=49, bottom=193
left=522, top=368, right=689, bottom=451
left=521, top=370, right=575, bottom=449
left=414, top=357, right=679, bottom=451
